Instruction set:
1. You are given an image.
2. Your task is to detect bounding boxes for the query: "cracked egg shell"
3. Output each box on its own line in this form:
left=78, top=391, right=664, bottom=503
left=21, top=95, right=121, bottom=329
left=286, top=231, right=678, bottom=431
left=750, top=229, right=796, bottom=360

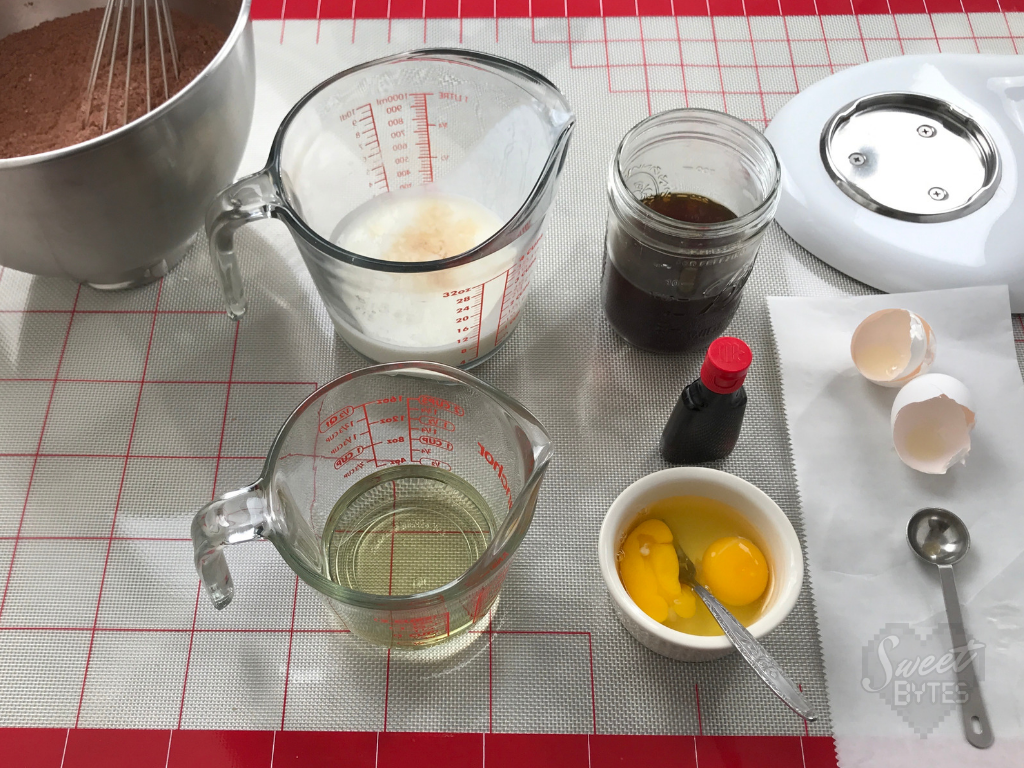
left=890, top=373, right=975, bottom=475
left=851, top=309, right=936, bottom=387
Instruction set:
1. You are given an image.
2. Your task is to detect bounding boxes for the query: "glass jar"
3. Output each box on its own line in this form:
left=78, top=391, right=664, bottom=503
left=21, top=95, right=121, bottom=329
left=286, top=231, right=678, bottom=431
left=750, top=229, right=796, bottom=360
left=601, top=109, right=781, bottom=353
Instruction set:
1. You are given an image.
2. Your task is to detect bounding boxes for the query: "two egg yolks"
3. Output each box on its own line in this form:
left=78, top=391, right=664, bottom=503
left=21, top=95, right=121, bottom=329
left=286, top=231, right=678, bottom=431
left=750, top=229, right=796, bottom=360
left=619, top=518, right=768, bottom=629
left=619, top=519, right=697, bottom=623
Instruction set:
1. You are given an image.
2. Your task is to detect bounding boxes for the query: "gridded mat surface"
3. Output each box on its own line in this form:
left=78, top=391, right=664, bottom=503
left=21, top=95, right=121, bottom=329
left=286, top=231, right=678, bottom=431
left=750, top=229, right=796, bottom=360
left=1, top=11, right=1023, bottom=746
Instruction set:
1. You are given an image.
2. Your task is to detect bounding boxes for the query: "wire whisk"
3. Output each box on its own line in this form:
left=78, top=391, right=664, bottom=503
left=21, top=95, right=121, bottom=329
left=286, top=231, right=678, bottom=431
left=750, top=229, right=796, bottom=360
left=84, top=0, right=180, bottom=133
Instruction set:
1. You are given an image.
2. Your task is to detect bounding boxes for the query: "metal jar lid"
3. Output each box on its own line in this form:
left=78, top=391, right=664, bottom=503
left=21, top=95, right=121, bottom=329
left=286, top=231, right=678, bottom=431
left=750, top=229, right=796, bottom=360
left=820, top=92, right=1000, bottom=223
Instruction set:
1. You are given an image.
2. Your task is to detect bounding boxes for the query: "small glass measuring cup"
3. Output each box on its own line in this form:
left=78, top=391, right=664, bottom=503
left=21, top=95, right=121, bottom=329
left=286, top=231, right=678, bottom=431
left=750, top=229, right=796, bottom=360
left=207, top=49, right=575, bottom=368
left=190, top=362, right=553, bottom=649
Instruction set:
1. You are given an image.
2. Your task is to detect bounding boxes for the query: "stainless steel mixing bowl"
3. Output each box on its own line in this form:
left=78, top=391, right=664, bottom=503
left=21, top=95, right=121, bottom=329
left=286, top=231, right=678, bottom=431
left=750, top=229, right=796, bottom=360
left=0, top=0, right=254, bottom=288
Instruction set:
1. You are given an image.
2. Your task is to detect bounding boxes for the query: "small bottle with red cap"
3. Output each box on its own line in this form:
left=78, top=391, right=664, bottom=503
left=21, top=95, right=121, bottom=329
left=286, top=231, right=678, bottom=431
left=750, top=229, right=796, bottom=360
left=660, top=336, right=752, bottom=464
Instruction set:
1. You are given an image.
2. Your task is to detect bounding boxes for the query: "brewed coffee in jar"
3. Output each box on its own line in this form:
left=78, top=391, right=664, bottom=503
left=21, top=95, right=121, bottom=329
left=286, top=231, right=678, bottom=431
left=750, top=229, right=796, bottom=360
left=602, top=110, right=781, bottom=354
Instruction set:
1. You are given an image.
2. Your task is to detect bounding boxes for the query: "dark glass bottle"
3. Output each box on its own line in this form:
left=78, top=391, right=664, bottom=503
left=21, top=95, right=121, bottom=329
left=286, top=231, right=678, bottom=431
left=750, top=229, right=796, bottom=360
left=660, top=337, right=752, bottom=464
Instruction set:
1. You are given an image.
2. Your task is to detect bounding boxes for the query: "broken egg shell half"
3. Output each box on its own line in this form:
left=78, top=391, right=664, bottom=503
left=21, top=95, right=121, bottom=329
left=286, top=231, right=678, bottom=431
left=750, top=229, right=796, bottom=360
left=890, top=373, right=976, bottom=475
left=851, top=309, right=936, bottom=387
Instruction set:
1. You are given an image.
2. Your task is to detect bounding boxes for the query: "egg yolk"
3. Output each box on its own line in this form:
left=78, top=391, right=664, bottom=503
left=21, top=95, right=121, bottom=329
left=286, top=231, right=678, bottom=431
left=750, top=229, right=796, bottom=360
left=701, top=536, right=768, bottom=606
left=618, top=519, right=697, bottom=623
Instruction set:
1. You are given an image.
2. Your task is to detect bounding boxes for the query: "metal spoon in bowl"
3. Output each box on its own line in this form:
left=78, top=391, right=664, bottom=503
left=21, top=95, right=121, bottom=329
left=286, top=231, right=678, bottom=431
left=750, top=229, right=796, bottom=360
left=675, top=543, right=817, bottom=721
left=907, top=508, right=994, bottom=749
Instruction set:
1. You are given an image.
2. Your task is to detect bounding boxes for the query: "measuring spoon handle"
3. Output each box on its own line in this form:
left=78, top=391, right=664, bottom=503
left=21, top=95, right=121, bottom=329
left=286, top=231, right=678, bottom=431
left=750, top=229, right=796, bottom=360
left=689, top=581, right=817, bottom=722
left=938, top=564, right=994, bottom=749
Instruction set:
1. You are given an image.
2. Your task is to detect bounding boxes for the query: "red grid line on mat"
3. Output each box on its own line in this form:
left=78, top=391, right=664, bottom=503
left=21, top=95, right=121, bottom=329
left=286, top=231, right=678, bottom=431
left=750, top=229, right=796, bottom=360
left=887, top=0, right=908, bottom=53
left=954, top=0, right=983, bottom=50
left=743, top=9, right=770, bottom=125
left=800, top=684, right=811, bottom=737
left=811, top=2, right=836, bottom=74
left=0, top=625, right=605, bottom=638
left=998, top=0, right=1022, bottom=52
left=488, top=609, right=495, bottom=732
left=636, top=8, right=654, bottom=115
left=921, top=1, right=946, bottom=50
left=844, top=0, right=873, bottom=60
left=279, top=386, right=322, bottom=729
left=0, top=626, right=352, bottom=634
left=0, top=453, right=266, bottom=460
left=602, top=15, right=613, bottom=95
left=482, top=625, right=599, bottom=734
left=520, top=12, right=1017, bottom=122
left=0, top=624, right=603, bottom=736
left=0, top=286, right=80, bottom=623
left=252, top=0, right=1024, bottom=14
left=73, top=280, right=163, bottom=729
left=0, top=535, right=193, bottom=542
left=475, top=33, right=1019, bottom=43
left=74, top=281, right=165, bottom=727
left=673, top=11, right=691, bottom=107
left=0, top=309, right=224, bottom=314
left=176, top=321, right=242, bottom=729
left=777, top=1, right=803, bottom=95
left=0, top=378, right=316, bottom=385
left=695, top=682, right=703, bottom=735
left=708, top=0, right=731, bottom=117
left=0, top=286, right=80, bottom=626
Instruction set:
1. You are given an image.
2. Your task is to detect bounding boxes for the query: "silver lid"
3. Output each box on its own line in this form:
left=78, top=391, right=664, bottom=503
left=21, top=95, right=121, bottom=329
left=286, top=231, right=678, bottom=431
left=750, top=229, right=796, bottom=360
left=820, top=92, right=1000, bottom=223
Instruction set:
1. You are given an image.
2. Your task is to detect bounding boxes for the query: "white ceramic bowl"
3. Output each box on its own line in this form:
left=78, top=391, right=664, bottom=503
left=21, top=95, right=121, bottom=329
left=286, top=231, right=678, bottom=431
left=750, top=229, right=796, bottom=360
left=598, top=467, right=803, bottom=662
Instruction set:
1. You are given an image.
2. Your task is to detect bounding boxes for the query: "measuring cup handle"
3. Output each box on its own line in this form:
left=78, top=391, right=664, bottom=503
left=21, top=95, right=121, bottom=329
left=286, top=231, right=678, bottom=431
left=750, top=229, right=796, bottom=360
left=205, top=169, right=280, bottom=320
left=190, top=483, right=267, bottom=610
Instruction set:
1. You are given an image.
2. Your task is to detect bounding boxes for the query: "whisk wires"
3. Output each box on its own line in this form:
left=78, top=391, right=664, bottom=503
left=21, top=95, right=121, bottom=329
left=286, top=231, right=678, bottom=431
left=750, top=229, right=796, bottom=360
left=83, top=0, right=180, bottom=134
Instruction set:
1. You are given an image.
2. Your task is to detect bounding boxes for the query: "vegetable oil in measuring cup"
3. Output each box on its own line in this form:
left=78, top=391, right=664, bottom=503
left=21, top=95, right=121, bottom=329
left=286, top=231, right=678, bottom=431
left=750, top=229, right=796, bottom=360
left=330, top=190, right=517, bottom=365
left=322, top=465, right=496, bottom=598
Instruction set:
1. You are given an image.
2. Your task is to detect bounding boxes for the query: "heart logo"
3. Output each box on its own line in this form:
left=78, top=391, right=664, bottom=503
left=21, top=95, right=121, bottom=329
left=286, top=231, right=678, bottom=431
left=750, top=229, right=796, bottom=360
left=861, top=623, right=985, bottom=737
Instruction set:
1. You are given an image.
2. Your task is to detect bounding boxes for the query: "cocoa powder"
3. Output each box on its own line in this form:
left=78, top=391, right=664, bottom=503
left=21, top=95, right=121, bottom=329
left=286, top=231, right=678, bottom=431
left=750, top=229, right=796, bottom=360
left=0, top=8, right=228, bottom=159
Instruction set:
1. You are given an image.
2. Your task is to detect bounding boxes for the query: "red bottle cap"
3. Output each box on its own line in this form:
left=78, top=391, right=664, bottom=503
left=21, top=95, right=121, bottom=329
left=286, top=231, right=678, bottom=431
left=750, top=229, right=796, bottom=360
left=700, top=337, right=752, bottom=394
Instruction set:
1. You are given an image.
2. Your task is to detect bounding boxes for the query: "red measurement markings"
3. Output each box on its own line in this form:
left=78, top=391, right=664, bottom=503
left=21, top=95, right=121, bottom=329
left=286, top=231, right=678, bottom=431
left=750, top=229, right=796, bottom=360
left=451, top=284, right=485, bottom=364
left=321, top=395, right=466, bottom=472
left=495, top=235, right=543, bottom=345
left=409, top=93, right=435, bottom=185
left=361, top=404, right=380, bottom=466
left=354, top=103, right=389, bottom=193
left=330, top=405, right=381, bottom=474
left=407, top=394, right=461, bottom=469
left=407, top=397, right=414, bottom=463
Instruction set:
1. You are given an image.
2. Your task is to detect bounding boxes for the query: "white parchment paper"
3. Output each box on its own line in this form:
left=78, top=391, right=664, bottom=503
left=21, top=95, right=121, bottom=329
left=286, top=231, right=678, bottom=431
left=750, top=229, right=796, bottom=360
left=768, top=285, right=1024, bottom=768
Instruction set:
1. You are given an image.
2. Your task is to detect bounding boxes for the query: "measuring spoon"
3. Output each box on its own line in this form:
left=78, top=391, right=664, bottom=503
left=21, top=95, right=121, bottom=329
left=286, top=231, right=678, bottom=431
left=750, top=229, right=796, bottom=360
left=674, top=543, right=817, bottom=722
left=907, top=508, right=993, bottom=749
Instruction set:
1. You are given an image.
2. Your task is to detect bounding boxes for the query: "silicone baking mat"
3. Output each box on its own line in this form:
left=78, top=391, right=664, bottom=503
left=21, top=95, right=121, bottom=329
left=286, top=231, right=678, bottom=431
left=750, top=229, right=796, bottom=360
left=2, top=6, right=1023, bottom=767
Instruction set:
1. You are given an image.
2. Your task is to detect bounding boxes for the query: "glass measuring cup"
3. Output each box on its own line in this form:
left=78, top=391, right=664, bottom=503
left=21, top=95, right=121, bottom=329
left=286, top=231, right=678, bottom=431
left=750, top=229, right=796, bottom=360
left=207, top=49, right=575, bottom=368
left=190, top=362, right=553, bottom=649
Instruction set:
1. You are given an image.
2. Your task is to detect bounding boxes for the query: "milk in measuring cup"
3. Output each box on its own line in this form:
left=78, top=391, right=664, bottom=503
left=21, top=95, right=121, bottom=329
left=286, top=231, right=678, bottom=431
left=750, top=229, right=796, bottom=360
left=329, top=191, right=517, bottom=366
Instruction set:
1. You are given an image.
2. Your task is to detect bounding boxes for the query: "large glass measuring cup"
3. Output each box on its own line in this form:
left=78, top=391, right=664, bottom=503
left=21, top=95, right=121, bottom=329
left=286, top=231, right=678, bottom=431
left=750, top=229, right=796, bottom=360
left=207, top=50, right=575, bottom=368
left=190, top=363, right=553, bottom=648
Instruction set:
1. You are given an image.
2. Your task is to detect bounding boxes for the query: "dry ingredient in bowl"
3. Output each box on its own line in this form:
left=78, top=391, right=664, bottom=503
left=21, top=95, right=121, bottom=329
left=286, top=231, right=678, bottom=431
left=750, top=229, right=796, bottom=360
left=0, top=8, right=227, bottom=159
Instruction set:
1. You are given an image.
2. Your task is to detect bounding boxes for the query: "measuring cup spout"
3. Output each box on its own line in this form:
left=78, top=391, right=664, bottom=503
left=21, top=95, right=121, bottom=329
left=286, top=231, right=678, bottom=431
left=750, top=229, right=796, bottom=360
left=191, top=483, right=267, bottom=609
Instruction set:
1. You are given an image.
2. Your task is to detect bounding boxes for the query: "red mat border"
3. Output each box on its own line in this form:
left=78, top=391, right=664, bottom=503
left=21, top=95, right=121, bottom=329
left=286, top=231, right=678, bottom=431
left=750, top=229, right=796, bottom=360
left=0, top=729, right=838, bottom=768
left=252, top=0, right=1024, bottom=20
